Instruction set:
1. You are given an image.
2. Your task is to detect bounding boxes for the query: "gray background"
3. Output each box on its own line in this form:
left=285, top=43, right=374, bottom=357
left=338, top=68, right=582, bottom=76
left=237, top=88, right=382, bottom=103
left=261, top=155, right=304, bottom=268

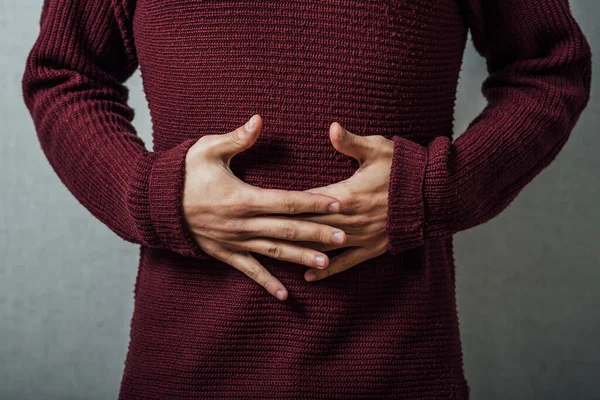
left=1, top=1, right=598, bottom=399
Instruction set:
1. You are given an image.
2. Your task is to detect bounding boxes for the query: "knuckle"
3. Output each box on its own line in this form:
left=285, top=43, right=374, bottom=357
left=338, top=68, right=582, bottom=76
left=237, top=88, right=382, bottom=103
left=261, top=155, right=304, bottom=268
left=232, top=202, right=250, bottom=215
left=243, top=264, right=259, bottom=280
left=282, top=196, right=296, bottom=214
left=230, top=193, right=252, bottom=214
left=298, top=250, right=308, bottom=266
left=260, top=277, right=271, bottom=289
left=225, top=219, right=247, bottom=234
left=316, top=228, right=327, bottom=243
left=313, top=196, right=321, bottom=213
left=229, top=129, right=243, bottom=146
left=281, top=223, right=296, bottom=240
left=348, top=134, right=359, bottom=150
left=342, top=193, right=358, bottom=209
left=267, top=245, right=282, bottom=259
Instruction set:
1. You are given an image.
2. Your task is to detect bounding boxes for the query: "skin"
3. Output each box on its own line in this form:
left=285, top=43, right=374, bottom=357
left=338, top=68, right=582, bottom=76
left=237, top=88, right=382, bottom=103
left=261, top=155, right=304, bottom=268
left=183, top=114, right=393, bottom=300
left=295, top=122, right=394, bottom=282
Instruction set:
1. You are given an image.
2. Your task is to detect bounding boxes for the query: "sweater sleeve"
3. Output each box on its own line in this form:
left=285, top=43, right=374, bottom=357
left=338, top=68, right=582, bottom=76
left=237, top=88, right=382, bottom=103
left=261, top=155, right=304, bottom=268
left=21, top=0, right=210, bottom=259
left=385, top=0, right=592, bottom=255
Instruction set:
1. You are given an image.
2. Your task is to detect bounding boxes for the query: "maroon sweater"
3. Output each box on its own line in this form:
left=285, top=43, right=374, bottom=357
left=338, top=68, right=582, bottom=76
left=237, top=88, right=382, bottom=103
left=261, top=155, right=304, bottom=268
left=22, top=0, right=591, bottom=398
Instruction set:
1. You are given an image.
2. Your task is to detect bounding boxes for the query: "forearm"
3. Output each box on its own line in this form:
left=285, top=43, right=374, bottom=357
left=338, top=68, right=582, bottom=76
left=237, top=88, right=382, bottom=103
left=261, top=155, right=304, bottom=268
left=385, top=0, right=592, bottom=254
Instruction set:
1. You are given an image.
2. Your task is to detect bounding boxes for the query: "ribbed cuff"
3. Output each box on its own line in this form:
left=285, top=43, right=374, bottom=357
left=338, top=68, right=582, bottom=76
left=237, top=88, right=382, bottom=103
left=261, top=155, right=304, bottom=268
left=148, top=139, right=210, bottom=259
left=129, top=138, right=210, bottom=259
left=385, top=135, right=428, bottom=255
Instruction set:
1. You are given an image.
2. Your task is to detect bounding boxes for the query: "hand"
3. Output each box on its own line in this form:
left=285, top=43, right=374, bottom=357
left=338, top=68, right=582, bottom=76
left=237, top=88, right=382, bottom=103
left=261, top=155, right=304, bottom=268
left=182, top=115, right=348, bottom=301
left=295, top=122, right=394, bottom=282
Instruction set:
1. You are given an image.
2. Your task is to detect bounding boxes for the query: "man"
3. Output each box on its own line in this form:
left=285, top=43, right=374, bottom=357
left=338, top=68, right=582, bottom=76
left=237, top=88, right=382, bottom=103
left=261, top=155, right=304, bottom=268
left=22, top=0, right=591, bottom=398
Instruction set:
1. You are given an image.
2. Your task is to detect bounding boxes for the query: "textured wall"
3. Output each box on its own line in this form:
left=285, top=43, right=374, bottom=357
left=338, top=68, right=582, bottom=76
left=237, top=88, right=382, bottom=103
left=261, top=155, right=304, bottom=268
left=1, top=1, right=598, bottom=399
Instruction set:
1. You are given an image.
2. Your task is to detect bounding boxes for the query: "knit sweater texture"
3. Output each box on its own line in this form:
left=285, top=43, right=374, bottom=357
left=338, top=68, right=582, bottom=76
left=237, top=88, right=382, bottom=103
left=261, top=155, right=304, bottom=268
left=22, top=0, right=591, bottom=398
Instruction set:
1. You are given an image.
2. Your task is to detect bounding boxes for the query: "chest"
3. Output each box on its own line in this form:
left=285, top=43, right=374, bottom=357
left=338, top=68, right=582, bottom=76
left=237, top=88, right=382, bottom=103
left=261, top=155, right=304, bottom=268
left=132, top=0, right=468, bottom=67
left=129, top=0, right=469, bottom=154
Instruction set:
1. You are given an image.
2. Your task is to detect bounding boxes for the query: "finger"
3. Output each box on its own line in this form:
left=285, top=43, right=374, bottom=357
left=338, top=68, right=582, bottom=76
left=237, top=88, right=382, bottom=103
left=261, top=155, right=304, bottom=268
left=282, top=212, right=348, bottom=226
left=236, top=238, right=331, bottom=269
left=301, top=183, right=346, bottom=198
left=329, top=122, right=375, bottom=165
left=242, top=216, right=346, bottom=245
left=222, top=248, right=288, bottom=301
left=213, top=114, right=262, bottom=162
left=250, top=188, right=342, bottom=215
left=304, top=246, right=373, bottom=282
left=293, top=240, right=345, bottom=253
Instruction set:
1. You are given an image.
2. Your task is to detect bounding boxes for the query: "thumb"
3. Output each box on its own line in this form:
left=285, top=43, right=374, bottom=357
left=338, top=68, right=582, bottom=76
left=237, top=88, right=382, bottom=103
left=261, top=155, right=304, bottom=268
left=329, top=122, right=372, bottom=166
left=217, top=114, right=262, bottom=162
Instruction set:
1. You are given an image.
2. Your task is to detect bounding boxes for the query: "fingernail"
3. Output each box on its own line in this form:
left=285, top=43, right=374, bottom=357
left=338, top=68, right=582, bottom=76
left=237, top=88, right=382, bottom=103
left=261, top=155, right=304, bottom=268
left=315, top=255, right=326, bottom=267
left=245, top=115, right=256, bottom=131
left=331, top=231, right=345, bottom=244
left=275, top=289, right=286, bottom=300
left=305, top=272, right=317, bottom=282
left=328, top=202, right=341, bottom=213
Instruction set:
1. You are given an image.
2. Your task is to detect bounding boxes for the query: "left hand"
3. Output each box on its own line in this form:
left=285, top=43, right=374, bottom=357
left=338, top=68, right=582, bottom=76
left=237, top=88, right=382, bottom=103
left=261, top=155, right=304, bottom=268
left=294, top=122, right=394, bottom=282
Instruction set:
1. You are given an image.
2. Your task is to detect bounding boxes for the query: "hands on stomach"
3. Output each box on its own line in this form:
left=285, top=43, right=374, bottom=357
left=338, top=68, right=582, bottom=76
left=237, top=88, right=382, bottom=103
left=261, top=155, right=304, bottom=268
left=182, top=114, right=347, bottom=301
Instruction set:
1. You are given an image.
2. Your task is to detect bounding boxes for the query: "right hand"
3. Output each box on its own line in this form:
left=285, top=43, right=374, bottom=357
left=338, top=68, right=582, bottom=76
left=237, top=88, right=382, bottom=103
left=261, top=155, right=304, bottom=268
left=182, top=114, right=347, bottom=301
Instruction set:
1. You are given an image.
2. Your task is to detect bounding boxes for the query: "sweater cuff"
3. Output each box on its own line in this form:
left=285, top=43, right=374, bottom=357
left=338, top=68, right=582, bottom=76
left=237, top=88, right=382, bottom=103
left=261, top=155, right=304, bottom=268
left=129, top=138, right=210, bottom=259
left=385, top=135, right=428, bottom=255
